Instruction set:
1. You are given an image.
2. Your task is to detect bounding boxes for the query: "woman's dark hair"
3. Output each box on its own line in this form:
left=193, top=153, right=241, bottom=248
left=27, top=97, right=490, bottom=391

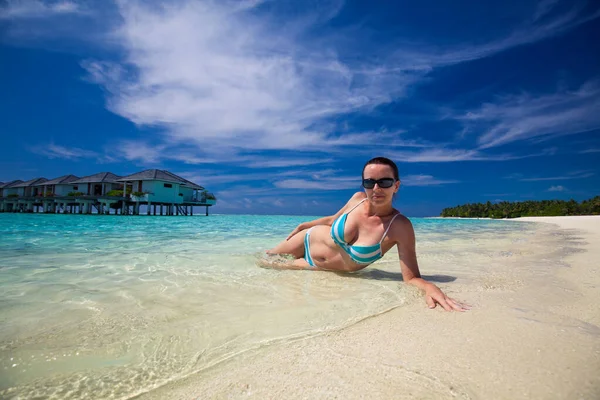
left=362, top=157, right=400, bottom=181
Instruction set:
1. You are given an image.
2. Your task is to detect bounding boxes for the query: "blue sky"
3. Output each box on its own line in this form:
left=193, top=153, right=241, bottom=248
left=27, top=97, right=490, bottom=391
left=1, top=0, right=599, bottom=216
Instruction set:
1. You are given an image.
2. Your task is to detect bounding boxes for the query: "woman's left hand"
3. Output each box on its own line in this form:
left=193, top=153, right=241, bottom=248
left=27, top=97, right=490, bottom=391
left=424, top=283, right=470, bottom=312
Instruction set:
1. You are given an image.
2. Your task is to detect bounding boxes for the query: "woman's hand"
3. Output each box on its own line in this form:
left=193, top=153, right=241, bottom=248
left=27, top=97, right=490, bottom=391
left=286, top=224, right=306, bottom=240
left=424, top=283, right=470, bottom=312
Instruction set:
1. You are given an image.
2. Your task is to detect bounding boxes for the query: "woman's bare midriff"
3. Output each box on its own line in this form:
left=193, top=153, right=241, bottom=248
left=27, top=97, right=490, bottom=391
left=307, top=225, right=367, bottom=272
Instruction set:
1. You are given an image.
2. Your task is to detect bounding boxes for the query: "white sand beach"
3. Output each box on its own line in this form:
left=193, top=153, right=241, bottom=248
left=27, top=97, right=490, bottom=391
left=139, top=216, right=600, bottom=400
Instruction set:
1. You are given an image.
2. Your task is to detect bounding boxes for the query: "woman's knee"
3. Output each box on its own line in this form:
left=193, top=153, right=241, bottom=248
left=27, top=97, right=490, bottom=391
left=267, top=229, right=308, bottom=258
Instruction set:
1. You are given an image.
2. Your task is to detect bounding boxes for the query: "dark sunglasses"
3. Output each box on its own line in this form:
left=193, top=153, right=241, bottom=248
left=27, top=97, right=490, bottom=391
left=362, top=178, right=396, bottom=189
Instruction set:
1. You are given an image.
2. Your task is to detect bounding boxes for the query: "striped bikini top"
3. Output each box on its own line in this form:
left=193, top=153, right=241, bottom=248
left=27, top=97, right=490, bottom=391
left=330, top=199, right=400, bottom=265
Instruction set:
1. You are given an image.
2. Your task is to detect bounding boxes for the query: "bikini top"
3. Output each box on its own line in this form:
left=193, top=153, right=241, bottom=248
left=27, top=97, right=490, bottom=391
left=330, top=198, right=400, bottom=265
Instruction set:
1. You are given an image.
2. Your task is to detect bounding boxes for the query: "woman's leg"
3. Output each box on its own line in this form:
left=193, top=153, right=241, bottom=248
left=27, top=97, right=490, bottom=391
left=266, top=228, right=309, bottom=259
left=257, top=257, right=315, bottom=270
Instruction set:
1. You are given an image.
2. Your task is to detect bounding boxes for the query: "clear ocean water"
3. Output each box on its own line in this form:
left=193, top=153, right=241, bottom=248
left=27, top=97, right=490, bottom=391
left=0, top=213, right=542, bottom=399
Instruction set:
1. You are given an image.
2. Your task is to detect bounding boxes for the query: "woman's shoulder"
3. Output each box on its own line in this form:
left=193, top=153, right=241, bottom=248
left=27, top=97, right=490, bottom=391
left=334, top=192, right=367, bottom=217
left=383, top=213, right=414, bottom=244
left=390, top=212, right=414, bottom=232
left=349, top=192, right=368, bottom=207
left=350, top=192, right=367, bottom=201
left=343, top=192, right=367, bottom=207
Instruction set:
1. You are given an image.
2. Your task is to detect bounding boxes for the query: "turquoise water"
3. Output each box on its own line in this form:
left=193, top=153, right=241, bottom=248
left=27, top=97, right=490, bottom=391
left=0, top=214, right=538, bottom=399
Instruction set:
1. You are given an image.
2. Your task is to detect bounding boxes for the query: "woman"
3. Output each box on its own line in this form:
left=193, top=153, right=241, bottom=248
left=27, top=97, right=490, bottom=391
left=266, top=157, right=469, bottom=312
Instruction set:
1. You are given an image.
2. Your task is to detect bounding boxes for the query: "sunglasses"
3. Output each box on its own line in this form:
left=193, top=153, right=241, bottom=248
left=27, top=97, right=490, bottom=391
left=362, top=178, right=396, bottom=189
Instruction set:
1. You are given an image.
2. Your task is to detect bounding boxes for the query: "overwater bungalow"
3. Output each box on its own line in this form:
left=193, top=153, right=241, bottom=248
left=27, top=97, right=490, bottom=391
left=0, top=180, right=23, bottom=212
left=1, top=180, right=25, bottom=197
left=70, top=172, right=123, bottom=195
left=33, top=174, right=80, bottom=196
left=0, top=170, right=216, bottom=216
left=117, top=169, right=215, bottom=216
left=118, top=169, right=204, bottom=202
left=14, top=178, right=49, bottom=197
left=1, top=178, right=47, bottom=212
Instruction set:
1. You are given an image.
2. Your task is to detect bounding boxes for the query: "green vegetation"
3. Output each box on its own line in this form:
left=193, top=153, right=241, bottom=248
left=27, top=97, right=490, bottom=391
left=107, top=187, right=132, bottom=197
left=7, top=194, right=19, bottom=198
left=201, top=190, right=216, bottom=200
left=132, top=191, right=146, bottom=197
left=67, top=191, right=84, bottom=197
left=440, top=196, right=600, bottom=219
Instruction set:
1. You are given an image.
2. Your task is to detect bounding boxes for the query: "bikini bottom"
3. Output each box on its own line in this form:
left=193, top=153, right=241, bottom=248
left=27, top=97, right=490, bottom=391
left=304, top=227, right=316, bottom=267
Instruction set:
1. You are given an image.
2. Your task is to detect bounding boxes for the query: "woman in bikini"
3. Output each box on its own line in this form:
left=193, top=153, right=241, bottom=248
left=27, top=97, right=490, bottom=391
left=266, top=156, right=469, bottom=312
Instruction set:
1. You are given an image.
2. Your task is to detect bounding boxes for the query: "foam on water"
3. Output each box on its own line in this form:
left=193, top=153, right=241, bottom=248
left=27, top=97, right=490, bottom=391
left=0, top=214, right=553, bottom=399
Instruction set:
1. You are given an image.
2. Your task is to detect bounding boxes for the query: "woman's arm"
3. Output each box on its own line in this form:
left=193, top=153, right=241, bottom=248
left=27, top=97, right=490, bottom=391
left=395, top=217, right=469, bottom=312
left=286, top=192, right=366, bottom=240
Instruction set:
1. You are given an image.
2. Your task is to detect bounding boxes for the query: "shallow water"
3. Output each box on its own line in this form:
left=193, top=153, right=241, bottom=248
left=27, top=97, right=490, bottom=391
left=0, top=214, right=547, bottom=399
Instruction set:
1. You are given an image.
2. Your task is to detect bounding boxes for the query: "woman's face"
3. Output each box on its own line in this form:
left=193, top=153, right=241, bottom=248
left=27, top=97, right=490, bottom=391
left=363, top=164, right=400, bottom=204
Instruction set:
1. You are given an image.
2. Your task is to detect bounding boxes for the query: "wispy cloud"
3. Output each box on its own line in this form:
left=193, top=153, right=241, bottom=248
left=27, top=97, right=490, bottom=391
left=384, top=146, right=556, bottom=163
left=275, top=178, right=359, bottom=191
left=388, top=1, right=600, bottom=68
left=579, top=148, right=600, bottom=154
left=244, top=157, right=334, bottom=168
left=547, top=185, right=566, bottom=191
left=456, top=80, right=600, bottom=149
left=519, top=170, right=594, bottom=181
left=81, top=0, right=407, bottom=155
left=109, top=141, right=336, bottom=168
left=0, top=0, right=82, bottom=19
left=503, top=173, right=524, bottom=180
left=395, top=148, right=510, bottom=162
left=111, top=141, right=166, bottom=164
left=77, top=0, right=599, bottom=158
left=29, top=143, right=98, bottom=160
left=9, top=0, right=600, bottom=169
left=272, top=172, right=458, bottom=189
left=533, top=0, right=561, bottom=22
left=401, top=175, right=459, bottom=186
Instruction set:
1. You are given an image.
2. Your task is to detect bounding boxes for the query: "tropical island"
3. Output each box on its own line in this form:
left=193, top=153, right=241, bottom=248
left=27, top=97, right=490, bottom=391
left=440, top=196, right=600, bottom=218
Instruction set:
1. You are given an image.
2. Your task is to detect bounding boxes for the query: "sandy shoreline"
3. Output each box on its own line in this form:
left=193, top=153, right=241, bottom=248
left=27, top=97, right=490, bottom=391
left=139, top=216, right=600, bottom=400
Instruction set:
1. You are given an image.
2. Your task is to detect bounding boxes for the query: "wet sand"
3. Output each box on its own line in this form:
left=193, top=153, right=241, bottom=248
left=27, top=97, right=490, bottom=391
left=138, top=216, right=600, bottom=400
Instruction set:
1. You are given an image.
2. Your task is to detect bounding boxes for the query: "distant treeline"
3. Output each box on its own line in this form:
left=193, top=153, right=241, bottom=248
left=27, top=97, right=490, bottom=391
left=440, top=196, right=600, bottom=219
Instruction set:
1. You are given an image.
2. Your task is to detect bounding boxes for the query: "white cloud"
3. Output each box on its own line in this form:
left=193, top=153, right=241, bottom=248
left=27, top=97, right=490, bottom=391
left=10, top=0, right=600, bottom=168
left=388, top=2, right=599, bottom=69
left=384, top=147, right=551, bottom=163
left=547, top=185, right=566, bottom=191
left=110, top=140, right=166, bottom=164
left=275, top=178, right=359, bottom=191
left=401, top=174, right=459, bottom=186
left=82, top=1, right=412, bottom=155
left=30, top=143, right=98, bottom=160
left=519, top=170, right=594, bottom=181
left=244, top=157, right=334, bottom=168
left=0, top=0, right=82, bottom=19
left=503, top=173, right=524, bottom=180
left=456, top=80, right=600, bottom=149
left=79, top=0, right=599, bottom=158
left=272, top=172, right=458, bottom=189
left=533, top=0, right=561, bottom=22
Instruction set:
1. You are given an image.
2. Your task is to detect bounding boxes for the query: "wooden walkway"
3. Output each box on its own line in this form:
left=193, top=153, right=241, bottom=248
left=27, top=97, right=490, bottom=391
left=0, top=195, right=216, bottom=216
